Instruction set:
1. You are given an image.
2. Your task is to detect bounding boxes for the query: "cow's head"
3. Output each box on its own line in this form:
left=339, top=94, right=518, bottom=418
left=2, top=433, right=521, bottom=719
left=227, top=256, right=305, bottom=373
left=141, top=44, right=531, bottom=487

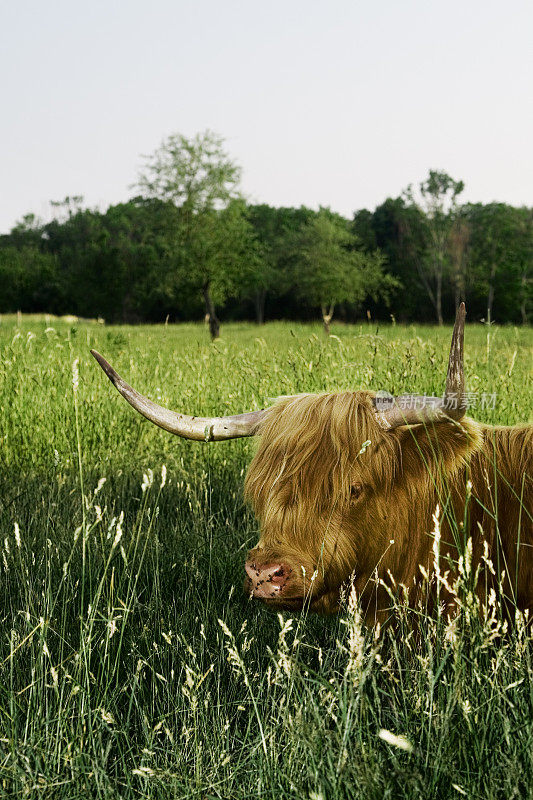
left=92, top=305, right=475, bottom=614
left=242, top=388, right=482, bottom=614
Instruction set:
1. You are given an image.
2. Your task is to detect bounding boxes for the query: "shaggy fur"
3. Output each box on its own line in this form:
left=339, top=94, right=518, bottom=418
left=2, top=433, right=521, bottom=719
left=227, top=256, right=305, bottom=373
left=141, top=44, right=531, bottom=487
left=244, top=391, right=533, bottom=619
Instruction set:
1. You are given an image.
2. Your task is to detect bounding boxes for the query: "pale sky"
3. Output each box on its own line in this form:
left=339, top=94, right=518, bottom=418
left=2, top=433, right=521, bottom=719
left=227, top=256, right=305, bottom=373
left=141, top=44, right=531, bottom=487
left=1, top=0, right=532, bottom=233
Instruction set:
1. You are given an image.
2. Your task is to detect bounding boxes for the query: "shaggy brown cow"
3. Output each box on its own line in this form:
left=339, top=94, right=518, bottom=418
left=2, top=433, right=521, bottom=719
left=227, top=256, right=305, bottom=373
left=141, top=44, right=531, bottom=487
left=91, top=305, right=532, bottom=621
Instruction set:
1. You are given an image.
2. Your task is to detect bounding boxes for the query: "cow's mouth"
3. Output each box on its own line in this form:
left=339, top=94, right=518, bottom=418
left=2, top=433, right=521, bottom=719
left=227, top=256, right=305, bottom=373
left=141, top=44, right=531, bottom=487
left=244, top=577, right=306, bottom=604
left=258, top=594, right=304, bottom=605
left=244, top=577, right=322, bottom=610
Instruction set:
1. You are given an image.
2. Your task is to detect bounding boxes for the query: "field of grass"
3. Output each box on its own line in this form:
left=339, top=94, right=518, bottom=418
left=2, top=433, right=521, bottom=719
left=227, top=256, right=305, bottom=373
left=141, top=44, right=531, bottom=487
left=0, top=314, right=532, bottom=799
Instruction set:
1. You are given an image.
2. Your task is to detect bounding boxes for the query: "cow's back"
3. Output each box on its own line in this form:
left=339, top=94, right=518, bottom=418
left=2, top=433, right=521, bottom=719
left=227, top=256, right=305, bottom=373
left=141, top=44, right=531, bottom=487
left=467, top=425, right=533, bottom=610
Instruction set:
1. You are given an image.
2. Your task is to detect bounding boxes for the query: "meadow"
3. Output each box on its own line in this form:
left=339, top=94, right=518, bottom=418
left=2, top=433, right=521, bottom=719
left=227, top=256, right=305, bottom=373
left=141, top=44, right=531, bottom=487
left=0, top=314, right=532, bottom=799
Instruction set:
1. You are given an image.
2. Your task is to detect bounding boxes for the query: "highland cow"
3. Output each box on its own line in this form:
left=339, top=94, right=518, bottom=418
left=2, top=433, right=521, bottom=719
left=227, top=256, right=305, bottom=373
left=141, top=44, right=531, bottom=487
left=92, top=305, right=532, bottom=621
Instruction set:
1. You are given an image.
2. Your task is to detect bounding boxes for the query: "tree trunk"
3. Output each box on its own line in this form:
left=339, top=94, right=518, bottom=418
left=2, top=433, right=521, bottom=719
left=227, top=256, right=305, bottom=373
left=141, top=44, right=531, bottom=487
left=254, top=289, right=266, bottom=325
left=202, top=282, right=220, bottom=340
left=321, top=303, right=334, bottom=336
left=487, top=263, right=497, bottom=324
left=487, top=286, right=494, bottom=325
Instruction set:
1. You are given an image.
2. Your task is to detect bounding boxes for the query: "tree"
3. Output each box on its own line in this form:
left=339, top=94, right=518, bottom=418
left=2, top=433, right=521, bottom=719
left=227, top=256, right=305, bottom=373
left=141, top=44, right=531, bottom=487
left=43, top=209, right=110, bottom=318
left=516, top=209, right=533, bottom=325
left=405, top=170, right=464, bottom=324
left=179, top=200, right=262, bottom=337
left=136, top=130, right=246, bottom=338
left=96, top=198, right=185, bottom=323
left=353, top=198, right=427, bottom=321
left=466, top=203, right=532, bottom=324
left=0, top=246, right=59, bottom=312
left=137, top=131, right=240, bottom=211
left=292, top=210, right=395, bottom=335
left=245, top=204, right=316, bottom=323
left=7, top=213, right=45, bottom=249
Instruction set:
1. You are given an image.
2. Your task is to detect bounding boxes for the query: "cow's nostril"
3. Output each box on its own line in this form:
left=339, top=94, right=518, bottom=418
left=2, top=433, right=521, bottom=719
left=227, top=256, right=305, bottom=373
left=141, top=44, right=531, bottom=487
left=245, top=561, right=292, bottom=595
left=269, top=565, right=289, bottom=585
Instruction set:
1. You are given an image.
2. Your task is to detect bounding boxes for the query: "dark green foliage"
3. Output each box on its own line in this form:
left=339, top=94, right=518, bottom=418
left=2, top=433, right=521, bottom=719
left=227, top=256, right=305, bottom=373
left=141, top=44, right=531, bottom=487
left=244, top=204, right=317, bottom=323
left=354, top=197, right=430, bottom=321
left=1, top=162, right=531, bottom=325
left=464, top=203, right=533, bottom=324
left=353, top=183, right=532, bottom=326
left=0, top=245, right=60, bottom=312
left=288, top=210, right=395, bottom=333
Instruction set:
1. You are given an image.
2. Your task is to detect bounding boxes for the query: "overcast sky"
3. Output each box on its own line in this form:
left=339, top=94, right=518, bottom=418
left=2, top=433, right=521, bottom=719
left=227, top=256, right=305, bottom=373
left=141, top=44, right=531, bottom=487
left=1, top=0, right=532, bottom=233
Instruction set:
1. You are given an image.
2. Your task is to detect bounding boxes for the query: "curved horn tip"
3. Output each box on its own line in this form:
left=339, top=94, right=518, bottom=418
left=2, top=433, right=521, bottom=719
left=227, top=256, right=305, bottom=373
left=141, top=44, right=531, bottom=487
left=90, top=349, right=121, bottom=387
left=445, top=303, right=466, bottom=414
left=90, top=349, right=104, bottom=364
left=91, top=348, right=109, bottom=370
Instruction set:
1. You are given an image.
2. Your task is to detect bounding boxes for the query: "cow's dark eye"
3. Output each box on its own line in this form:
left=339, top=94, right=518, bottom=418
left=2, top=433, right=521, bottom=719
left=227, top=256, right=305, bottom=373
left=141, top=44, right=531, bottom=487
left=350, top=483, right=363, bottom=501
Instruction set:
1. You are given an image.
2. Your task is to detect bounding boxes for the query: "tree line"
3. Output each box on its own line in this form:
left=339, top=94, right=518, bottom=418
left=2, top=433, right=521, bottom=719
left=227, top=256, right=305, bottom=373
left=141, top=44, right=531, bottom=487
left=1, top=131, right=531, bottom=336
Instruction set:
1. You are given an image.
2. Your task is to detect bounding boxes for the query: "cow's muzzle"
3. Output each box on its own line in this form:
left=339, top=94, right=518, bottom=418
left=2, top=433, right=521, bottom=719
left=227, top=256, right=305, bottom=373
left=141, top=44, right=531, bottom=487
left=244, top=560, right=293, bottom=599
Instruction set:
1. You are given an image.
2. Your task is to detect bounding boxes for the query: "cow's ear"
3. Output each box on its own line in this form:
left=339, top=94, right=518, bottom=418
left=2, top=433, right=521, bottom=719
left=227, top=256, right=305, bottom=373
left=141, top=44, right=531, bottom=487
left=393, top=417, right=483, bottom=481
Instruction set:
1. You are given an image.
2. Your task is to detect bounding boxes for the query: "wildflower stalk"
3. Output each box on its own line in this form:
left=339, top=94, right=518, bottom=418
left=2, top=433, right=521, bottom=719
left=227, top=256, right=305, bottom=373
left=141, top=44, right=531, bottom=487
left=218, top=619, right=269, bottom=761
left=71, top=358, right=85, bottom=530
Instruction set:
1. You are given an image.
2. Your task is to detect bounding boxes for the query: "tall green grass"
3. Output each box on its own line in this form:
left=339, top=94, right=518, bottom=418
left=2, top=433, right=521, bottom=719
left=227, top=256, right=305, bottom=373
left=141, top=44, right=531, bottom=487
left=0, top=315, right=531, bottom=798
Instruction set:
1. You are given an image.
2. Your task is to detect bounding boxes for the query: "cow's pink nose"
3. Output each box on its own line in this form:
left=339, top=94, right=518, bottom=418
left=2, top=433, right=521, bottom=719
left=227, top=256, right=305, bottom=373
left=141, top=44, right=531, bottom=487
left=245, top=561, right=291, bottom=598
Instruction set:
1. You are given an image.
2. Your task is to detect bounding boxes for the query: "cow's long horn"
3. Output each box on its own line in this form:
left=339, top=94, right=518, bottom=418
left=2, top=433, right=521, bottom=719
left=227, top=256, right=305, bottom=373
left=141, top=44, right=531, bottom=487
left=373, top=303, right=466, bottom=429
left=444, top=301, right=466, bottom=404
left=90, top=350, right=265, bottom=441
